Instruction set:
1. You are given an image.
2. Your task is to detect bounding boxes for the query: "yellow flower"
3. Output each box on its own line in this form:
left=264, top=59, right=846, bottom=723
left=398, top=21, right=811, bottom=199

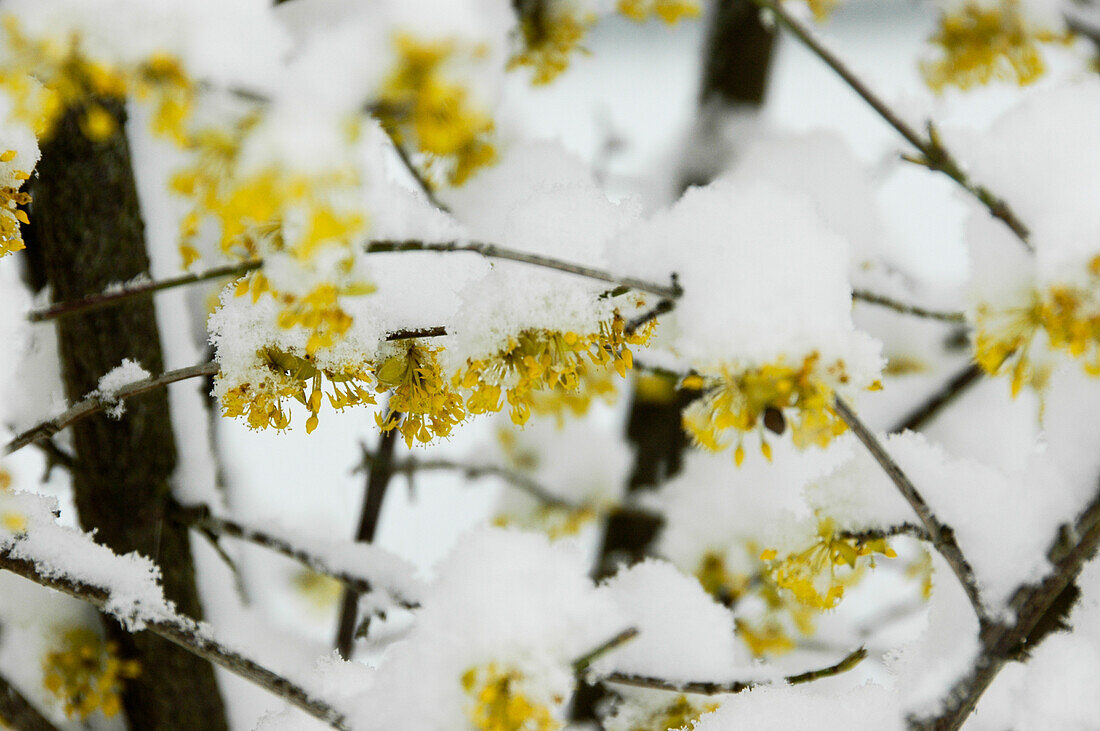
left=0, top=149, right=32, bottom=258
left=378, top=33, right=497, bottom=186
left=627, top=695, right=719, bottom=731
left=42, top=627, right=140, bottom=720
left=374, top=342, right=466, bottom=447
left=922, top=0, right=1072, bottom=92
left=461, top=663, right=562, bottom=731
left=761, top=518, right=896, bottom=610
left=493, top=504, right=597, bottom=540
left=508, top=5, right=596, bottom=85
left=681, top=353, right=854, bottom=463
left=460, top=315, right=653, bottom=426
left=618, top=0, right=701, bottom=24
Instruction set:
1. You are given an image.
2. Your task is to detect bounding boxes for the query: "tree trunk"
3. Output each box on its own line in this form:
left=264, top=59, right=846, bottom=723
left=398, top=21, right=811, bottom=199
left=27, top=100, right=228, bottom=730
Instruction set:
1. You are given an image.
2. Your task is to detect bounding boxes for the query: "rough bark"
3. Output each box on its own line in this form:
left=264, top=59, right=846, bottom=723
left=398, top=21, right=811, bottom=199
left=27, top=100, right=228, bottom=730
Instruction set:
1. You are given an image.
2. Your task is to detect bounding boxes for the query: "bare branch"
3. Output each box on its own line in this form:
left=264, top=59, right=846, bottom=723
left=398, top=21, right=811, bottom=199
left=0, top=547, right=347, bottom=730
left=890, top=363, right=985, bottom=434
left=852, top=290, right=966, bottom=324
left=572, top=628, right=640, bottom=675
left=601, top=646, right=867, bottom=695
left=4, top=362, right=219, bottom=456
left=839, top=523, right=932, bottom=544
left=918, top=476, right=1100, bottom=730
left=833, top=397, right=989, bottom=625
left=748, top=0, right=1032, bottom=250
left=28, top=240, right=680, bottom=323
left=26, top=261, right=262, bottom=323
left=172, top=503, right=420, bottom=609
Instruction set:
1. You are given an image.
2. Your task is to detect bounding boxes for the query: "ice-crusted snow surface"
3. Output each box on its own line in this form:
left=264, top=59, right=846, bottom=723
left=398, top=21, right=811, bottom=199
left=342, top=528, right=624, bottom=729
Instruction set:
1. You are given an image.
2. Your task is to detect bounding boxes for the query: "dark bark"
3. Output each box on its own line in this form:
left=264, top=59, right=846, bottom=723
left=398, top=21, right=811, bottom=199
left=0, top=672, right=59, bottom=731
left=27, top=100, right=228, bottom=730
left=679, top=0, right=777, bottom=190
left=334, top=427, right=399, bottom=658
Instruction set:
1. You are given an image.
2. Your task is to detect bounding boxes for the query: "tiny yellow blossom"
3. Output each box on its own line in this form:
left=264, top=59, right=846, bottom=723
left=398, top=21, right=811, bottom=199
left=760, top=519, right=895, bottom=610
left=374, top=342, right=466, bottom=447
left=509, top=5, right=595, bottom=85
left=461, top=663, right=562, bottom=731
left=922, top=0, right=1072, bottom=92
left=493, top=504, right=597, bottom=540
left=627, top=695, right=720, bottom=731
left=0, top=149, right=32, bottom=258
left=42, top=627, right=140, bottom=720
left=460, top=315, right=653, bottom=426
left=292, top=569, right=344, bottom=613
left=618, top=0, right=701, bottom=24
left=681, top=353, right=855, bottom=463
left=378, top=33, right=497, bottom=186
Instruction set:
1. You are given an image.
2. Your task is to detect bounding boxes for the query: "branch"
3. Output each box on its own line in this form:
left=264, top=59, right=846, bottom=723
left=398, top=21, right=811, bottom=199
left=0, top=671, right=60, bottom=731
left=3, top=362, right=219, bottom=456
left=374, top=452, right=580, bottom=510
left=852, top=290, right=965, bottom=324
left=28, top=240, right=680, bottom=323
left=839, top=523, right=932, bottom=543
left=26, top=261, right=262, bottom=323
left=918, top=476, right=1100, bottom=730
left=833, top=397, right=989, bottom=625
left=172, top=503, right=419, bottom=609
left=890, top=363, right=985, bottom=434
left=748, top=0, right=1032, bottom=250
left=572, top=628, right=640, bottom=675
left=0, top=548, right=347, bottom=730
left=601, top=646, right=867, bottom=695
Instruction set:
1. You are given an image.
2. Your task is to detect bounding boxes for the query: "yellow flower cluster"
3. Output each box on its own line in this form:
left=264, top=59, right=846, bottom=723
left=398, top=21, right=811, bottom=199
left=618, top=0, right=701, bottom=24
left=292, top=568, right=344, bottom=613
left=0, top=17, right=194, bottom=142
left=921, top=0, right=1072, bottom=92
left=374, top=342, right=466, bottom=447
left=0, top=466, right=26, bottom=533
left=219, top=347, right=375, bottom=433
left=461, top=315, right=654, bottom=427
left=461, top=663, right=562, bottom=731
left=759, top=519, right=896, bottom=610
left=0, top=149, right=31, bottom=258
left=378, top=33, right=497, bottom=187
left=508, top=5, right=595, bottom=86
left=626, top=695, right=719, bottom=731
left=492, top=504, right=598, bottom=540
left=974, top=259, right=1100, bottom=395
left=42, top=627, right=140, bottom=720
left=681, top=353, right=865, bottom=465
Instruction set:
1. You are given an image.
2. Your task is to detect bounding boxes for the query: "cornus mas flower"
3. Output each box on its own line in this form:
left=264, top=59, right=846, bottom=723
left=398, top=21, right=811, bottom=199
left=508, top=0, right=597, bottom=86
left=374, top=340, right=466, bottom=447
left=41, top=627, right=140, bottom=721
left=459, top=314, right=655, bottom=426
left=921, top=0, right=1073, bottom=92
left=617, top=0, right=701, bottom=25
left=0, top=148, right=31, bottom=258
left=461, top=663, right=562, bottom=731
left=681, top=353, right=875, bottom=465
left=377, top=33, right=497, bottom=187
left=0, top=465, right=26, bottom=534
left=759, top=518, right=896, bottom=610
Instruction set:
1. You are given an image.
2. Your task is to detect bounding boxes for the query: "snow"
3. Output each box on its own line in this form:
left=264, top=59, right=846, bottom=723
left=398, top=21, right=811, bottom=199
left=88, top=358, right=151, bottom=420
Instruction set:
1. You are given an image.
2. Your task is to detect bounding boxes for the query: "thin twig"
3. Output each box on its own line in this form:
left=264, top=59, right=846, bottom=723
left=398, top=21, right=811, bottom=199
left=373, top=452, right=579, bottom=510
left=172, top=503, right=419, bottom=608
left=918, top=476, right=1100, bottom=730
left=0, top=547, right=347, bottom=730
left=890, top=363, right=985, bottom=434
left=852, top=290, right=966, bottom=324
left=29, top=240, right=680, bottom=324
left=362, top=240, right=682, bottom=300
left=627, top=297, right=677, bottom=335
left=749, top=0, right=1032, bottom=250
left=601, top=646, right=867, bottom=695
left=3, top=362, right=219, bottom=456
left=572, top=628, right=640, bottom=675
left=839, top=523, right=932, bottom=543
left=0, top=670, right=60, bottom=731
left=27, top=261, right=262, bottom=323
left=833, top=397, right=989, bottom=626
left=388, top=136, right=450, bottom=213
